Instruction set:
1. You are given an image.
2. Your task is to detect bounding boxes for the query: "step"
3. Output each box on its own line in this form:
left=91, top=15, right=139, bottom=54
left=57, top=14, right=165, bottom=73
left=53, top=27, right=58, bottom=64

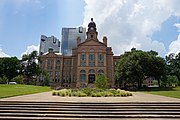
left=0, top=101, right=180, bottom=119
left=0, top=109, right=180, bottom=114
left=0, top=113, right=180, bottom=118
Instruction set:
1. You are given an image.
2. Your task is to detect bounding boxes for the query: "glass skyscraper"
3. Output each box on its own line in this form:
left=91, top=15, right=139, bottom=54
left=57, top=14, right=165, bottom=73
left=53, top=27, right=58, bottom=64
left=39, top=35, right=60, bottom=55
left=61, top=27, right=86, bottom=56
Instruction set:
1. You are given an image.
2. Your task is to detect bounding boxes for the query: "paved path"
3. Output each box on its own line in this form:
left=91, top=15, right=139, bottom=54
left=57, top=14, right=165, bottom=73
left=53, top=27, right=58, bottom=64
left=0, top=91, right=179, bottom=102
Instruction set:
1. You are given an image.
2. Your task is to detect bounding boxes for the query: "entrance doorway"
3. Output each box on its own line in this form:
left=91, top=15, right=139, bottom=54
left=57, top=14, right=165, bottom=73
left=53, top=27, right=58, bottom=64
left=88, top=74, right=95, bottom=83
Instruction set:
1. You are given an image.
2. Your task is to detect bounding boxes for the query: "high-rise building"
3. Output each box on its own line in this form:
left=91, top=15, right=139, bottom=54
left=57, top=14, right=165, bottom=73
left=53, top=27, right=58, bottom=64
left=61, top=27, right=86, bottom=56
left=39, top=35, right=60, bottom=55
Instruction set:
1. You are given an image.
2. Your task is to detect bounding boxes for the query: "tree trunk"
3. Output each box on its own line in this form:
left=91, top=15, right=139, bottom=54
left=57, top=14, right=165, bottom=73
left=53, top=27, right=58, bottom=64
left=158, top=79, right=160, bottom=88
left=138, top=80, right=142, bottom=89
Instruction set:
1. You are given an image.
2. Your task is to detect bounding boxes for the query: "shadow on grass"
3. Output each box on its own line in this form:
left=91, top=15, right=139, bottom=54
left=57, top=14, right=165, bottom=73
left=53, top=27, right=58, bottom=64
left=137, top=87, right=177, bottom=92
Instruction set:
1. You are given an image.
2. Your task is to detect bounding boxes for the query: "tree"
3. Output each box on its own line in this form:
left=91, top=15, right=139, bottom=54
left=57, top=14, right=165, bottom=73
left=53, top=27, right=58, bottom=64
left=115, top=49, right=165, bottom=88
left=41, top=71, right=50, bottom=86
left=0, top=57, right=21, bottom=81
left=161, top=75, right=179, bottom=87
left=165, top=52, right=180, bottom=84
left=95, top=74, right=108, bottom=89
left=21, top=51, right=41, bottom=84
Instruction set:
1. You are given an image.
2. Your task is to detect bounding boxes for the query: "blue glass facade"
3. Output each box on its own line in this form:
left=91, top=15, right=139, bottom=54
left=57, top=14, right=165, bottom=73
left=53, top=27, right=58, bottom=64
left=61, top=27, right=86, bottom=56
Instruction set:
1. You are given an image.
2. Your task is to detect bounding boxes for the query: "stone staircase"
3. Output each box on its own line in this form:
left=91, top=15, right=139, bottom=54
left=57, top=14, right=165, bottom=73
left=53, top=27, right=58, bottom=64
left=0, top=101, right=180, bottom=119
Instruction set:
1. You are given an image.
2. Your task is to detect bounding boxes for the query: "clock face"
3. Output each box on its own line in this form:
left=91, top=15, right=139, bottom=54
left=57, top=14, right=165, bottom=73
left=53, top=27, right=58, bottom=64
left=90, top=27, right=94, bottom=30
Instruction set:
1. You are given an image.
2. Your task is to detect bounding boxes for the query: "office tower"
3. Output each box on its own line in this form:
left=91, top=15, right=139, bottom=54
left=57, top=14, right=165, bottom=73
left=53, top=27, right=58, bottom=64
left=61, top=27, right=86, bottom=56
left=39, top=35, right=60, bottom=55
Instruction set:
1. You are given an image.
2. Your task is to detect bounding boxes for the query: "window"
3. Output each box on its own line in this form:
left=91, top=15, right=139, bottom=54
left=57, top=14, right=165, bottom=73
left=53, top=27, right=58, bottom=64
left=89, top=54, right=95, bottom=60
left=98, top=54, right=104, bottom=66
left=47, top=59, right=53, bottom=65
left=56, top=60, right=61, bottom=65
left=53, top=37, right=56, bottom=43
left=89, top=62, right=95, bottom=66
left=89, top=69, right=95, bottom=74
left=98, top=54, right=103, bottom=61
left=56, top=66, right=60, bottom=70
left=48, top=71, right=53, bottom=80
left=98, top=62, right=103, bottom=66
left=55, top=71, right=60, bottom=77
left=80, top=70, right=86, bottom=81
left=80, top=62, right=86, bottom=66
left=81, top=54, right=86, bottom=60
left=79, top=27, right=83, bottom=33
left=98, top=69, right=104, bottom=74
left=47, top=66, right=53, bottom=70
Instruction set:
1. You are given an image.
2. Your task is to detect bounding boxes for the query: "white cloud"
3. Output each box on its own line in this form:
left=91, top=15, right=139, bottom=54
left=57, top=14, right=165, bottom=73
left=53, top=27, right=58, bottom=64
left=0, top=48, right=10, bottom=58
left=21, top=45, right=39, bottom=57
left=174, top=23, right=180, bottom=32
left=168, top=35, right=180, bottom=55
left=83, top=0, right=180, bottom=56
left=167, top=23, right=180, bottom=55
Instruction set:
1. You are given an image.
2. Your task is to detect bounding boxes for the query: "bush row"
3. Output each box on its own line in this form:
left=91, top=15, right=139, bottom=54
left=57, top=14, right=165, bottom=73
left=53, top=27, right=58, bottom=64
left=52, top=88, right=132, bottom=97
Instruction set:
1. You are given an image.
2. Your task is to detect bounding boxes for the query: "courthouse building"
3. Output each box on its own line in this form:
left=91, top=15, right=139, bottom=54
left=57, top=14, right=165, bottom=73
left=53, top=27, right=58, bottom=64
left=39, top=18, right=119, bottom=88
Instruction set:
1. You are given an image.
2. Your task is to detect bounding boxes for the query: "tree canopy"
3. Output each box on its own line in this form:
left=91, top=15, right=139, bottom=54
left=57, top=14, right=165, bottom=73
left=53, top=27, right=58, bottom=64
left=114, top=49, right=165, bottom=88
left=165, top=53, right=180, bottom=85
left=21, top=51, right=41, bottom=84
left=0, top=57, right=21, bottom=81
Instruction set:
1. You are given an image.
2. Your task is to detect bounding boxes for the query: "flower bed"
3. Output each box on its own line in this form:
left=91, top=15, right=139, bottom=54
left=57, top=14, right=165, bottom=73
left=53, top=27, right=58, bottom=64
left=52, top=88, right=132, bottom=97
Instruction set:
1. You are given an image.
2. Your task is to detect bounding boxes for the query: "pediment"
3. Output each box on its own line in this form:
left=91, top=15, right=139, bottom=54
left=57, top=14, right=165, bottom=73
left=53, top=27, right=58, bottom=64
left=79, top=40, right=105, bottom=47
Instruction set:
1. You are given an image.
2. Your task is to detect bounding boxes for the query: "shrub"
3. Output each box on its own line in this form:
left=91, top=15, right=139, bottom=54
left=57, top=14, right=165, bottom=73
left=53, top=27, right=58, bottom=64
left=57, top=92, right=61, bottom=96
left=52, top=88, right=133, bottom=97
left=95, top=74, right=108, bottom=89
left=82, top=88, right=92, bottom=96
left=68, top=93, right=72, bottom=97
left=79, top=92, right=87, bottom=97
left=96, top=92, right=102, bottom=97
left=91, top=93, right=97, bottom=97
left=60, top=92, right=66, bottom=97
left=107, top=92, right=114, bottom=97
left=52, top=91, right=57, bottom=96
left=11, top=75, right=24, bottom=84
left=127, top=92, right=133, bottom=96
left=72, top=92, right=76, bottom=96
left=0, top=76, right=8, bottom=84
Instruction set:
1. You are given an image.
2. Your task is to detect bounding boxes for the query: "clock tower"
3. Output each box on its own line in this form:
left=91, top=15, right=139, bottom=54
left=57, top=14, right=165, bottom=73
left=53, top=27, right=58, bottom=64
left=87, top=18, right=98, bottom=40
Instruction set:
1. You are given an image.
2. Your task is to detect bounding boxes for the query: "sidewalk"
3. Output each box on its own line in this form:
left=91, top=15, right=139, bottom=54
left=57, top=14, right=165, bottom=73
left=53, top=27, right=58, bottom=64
left=0, top=91, right=179, bottom=102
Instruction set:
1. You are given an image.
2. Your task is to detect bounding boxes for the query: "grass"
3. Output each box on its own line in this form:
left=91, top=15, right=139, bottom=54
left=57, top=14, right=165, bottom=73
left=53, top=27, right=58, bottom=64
left=139, top=86, right=180, bottom=99
left=0, top=84, right=51, bottom=99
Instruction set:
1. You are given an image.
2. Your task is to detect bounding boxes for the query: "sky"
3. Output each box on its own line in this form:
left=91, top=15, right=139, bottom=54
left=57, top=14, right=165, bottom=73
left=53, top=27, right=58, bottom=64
left=1, top=0, right=180, bottom=58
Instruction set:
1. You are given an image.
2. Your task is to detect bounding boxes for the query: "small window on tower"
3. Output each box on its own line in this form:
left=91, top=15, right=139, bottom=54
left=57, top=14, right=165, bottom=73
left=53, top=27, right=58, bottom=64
left=53, top=37, right=56, bottom=43
left=79, top=27, right=83, bottom=33
left=91, top=35, right=93, bottom=38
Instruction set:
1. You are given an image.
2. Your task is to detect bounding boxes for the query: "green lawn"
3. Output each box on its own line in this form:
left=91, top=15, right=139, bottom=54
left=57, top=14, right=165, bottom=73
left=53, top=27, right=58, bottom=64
left=141, top=86, right=180, bottom=99
left=0, top=84, right=51, bottom=99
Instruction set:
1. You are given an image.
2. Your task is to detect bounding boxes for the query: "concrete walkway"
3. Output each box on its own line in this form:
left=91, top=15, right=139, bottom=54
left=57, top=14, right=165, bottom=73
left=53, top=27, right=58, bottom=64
left=0, top=91, right=179, bottom=102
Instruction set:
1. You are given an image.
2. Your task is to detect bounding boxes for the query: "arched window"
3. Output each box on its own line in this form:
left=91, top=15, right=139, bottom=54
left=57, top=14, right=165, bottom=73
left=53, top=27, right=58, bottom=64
left=89, top=69, right=95, bottom=74
left=80, top=70, right=86, bottom=81
left=56, top=60, right=61, bottom=64
left=98, top=69, right=104, bottom=74
left=80, top=70, right=86, bottom=73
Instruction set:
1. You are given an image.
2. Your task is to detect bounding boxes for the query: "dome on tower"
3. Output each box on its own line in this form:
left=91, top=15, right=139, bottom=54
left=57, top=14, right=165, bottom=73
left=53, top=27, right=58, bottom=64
left=88, top=18, right=96, bottom=31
